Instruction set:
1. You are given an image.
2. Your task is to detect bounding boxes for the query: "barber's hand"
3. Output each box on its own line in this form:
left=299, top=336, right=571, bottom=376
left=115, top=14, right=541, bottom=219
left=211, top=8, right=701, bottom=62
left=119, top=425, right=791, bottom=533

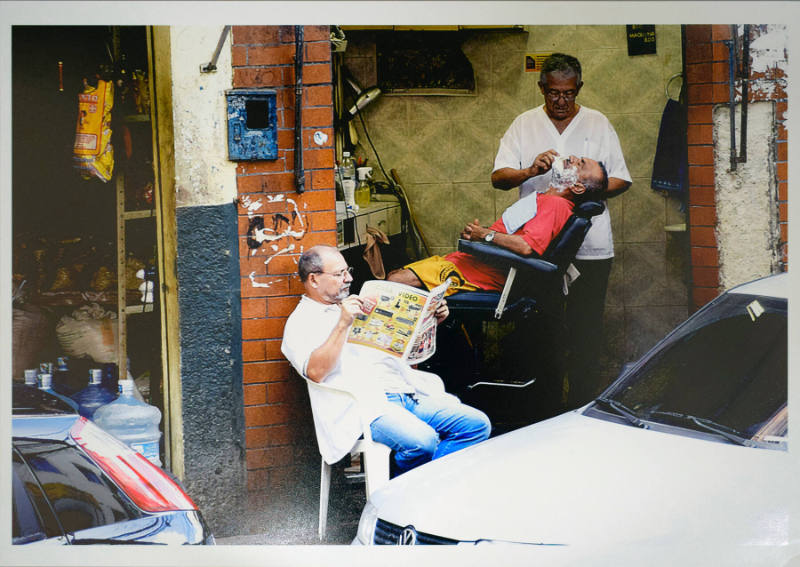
left=528, top=149, right=559, bottom=177
left=461, top=219, right=488, bottom=241
left=434, top=299, right=449, bottom=324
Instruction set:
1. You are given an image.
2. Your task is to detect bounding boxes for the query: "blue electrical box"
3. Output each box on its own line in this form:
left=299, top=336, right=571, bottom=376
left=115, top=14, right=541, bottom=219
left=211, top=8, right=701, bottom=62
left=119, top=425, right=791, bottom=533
left=226, top=88, right=278, bottom=160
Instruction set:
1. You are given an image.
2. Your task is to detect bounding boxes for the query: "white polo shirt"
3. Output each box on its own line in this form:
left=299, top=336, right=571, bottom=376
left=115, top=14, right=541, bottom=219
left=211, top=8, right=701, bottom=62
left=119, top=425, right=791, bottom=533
left=281, top=295, right=455, bottom=464
left=493, top=105, right=631, bottom=260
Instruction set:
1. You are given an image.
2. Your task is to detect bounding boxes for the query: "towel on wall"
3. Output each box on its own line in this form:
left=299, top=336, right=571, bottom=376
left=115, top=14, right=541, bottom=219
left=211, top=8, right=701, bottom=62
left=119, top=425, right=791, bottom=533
left=651, top=98, right=688, bottom=195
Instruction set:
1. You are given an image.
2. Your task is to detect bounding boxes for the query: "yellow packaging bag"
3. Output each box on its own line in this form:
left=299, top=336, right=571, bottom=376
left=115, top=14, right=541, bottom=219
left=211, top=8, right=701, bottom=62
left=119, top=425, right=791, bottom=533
left=73, top=79, right=114, bottom=182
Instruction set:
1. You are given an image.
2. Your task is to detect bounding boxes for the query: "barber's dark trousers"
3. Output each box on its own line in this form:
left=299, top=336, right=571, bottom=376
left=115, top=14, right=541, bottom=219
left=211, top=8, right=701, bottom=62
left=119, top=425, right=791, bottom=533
left=565, top=258, right=612, bottom=409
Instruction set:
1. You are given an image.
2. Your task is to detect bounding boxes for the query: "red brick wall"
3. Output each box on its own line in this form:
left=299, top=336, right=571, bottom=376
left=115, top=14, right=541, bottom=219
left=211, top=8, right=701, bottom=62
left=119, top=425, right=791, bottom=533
left=231, top=25, right=336, bottom=492
left=684, top=24, right=788, bottom=311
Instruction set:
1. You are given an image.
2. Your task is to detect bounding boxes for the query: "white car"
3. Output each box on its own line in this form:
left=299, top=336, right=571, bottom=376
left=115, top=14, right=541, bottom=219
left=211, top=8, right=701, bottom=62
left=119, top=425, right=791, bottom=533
left=353, top=273, right=797, bottom=564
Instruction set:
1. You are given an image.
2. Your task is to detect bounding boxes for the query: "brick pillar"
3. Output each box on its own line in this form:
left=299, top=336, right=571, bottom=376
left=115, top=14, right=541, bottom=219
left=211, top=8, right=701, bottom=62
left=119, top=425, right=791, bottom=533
left=684, top=24, right=788, bottom=311
left=231, top=25, right=335, bottom=492
left=685, top=24, right=722, bottom=310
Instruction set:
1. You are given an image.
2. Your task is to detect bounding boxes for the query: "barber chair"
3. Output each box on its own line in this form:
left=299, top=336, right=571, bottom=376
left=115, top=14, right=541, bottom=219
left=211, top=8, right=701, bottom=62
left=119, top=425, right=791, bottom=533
left=421, top=200, right=605, bottom=432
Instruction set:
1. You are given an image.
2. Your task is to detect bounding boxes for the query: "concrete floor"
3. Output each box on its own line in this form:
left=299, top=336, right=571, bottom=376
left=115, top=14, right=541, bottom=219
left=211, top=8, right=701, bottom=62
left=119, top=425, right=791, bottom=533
left=214, top=460, right=367, bottom=546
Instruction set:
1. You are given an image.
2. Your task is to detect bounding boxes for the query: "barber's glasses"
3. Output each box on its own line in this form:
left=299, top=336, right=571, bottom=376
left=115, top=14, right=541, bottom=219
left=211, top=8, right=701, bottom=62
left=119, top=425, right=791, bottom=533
left=544, top=89, right=578, bottom=101
left=315, top=266, right=353, bottom=279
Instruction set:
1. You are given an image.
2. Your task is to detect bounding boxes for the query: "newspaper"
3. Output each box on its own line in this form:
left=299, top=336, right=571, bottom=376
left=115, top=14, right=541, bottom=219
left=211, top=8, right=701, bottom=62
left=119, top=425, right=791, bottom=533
left=347, top=279, right=451, bottom=364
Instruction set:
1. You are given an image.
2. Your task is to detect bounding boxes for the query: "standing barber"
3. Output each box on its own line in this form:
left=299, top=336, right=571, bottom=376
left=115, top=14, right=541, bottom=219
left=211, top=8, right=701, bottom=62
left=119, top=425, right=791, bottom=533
left=491, top=52, right=632, bottom=409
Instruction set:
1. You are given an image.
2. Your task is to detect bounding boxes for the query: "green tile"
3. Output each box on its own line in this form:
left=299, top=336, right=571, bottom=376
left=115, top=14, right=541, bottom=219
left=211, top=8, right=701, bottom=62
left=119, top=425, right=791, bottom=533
left=622, top=178, right=667, bottom=244
left=574, top=25, right=626, bottom=50
left=527, top=26, right=579, bottom=51
left=403, top=182, right=459, bottom=248
left=401, top=120, right=456, bottom=183
left=449, top=120, right=499, bottom=184
left=609, top=112, right=662, bottom=179
left=623, top=242, right=668, bottom=307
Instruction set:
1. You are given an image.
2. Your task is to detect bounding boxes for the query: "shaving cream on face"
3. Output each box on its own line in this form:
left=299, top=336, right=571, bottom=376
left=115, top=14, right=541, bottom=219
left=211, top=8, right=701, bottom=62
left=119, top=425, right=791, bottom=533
left=551, top=156, right=578, bottom=189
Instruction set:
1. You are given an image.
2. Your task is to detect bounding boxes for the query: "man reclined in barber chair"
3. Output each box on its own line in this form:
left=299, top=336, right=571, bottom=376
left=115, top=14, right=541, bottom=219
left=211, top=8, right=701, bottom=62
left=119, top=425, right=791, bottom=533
left=387, top=155, right=608, bottom=428
left=387, top=155, right=608, bottom=298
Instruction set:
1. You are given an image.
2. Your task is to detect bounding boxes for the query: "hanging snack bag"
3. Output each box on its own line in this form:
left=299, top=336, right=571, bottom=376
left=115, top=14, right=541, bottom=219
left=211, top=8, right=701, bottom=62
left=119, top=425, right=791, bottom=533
left=73, top=79, right=115, bottom=182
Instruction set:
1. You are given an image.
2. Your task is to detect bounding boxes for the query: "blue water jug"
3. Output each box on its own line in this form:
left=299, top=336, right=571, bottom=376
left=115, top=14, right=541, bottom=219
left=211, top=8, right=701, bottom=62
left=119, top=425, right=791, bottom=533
left=38, top=373, right=80, bottom=412
left=71, top=369, right=117, bottom=420
left=93, top=379, right=162, bottom=467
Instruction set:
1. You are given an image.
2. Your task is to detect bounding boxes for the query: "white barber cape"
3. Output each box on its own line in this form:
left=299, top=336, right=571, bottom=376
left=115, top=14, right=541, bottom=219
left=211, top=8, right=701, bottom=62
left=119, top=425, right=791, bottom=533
left=281, top=295, right=457, bottom=465
left=493, top=105, right=631, bottom=260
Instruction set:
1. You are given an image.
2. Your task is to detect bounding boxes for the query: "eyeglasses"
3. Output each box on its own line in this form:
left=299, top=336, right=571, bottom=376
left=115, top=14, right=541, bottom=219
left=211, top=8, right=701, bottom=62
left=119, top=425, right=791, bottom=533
left=544, top=89, right=578, bottom=101
left=313, top=266, right=353, bottom=279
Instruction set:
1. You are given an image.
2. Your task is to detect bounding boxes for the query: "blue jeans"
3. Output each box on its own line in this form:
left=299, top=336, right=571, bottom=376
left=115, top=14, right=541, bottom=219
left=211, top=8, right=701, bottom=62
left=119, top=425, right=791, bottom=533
left=370, top=393, right=491, bottom=476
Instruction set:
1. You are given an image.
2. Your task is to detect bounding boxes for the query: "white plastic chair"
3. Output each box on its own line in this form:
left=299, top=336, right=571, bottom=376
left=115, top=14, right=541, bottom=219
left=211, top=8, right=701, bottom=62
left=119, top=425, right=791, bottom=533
left=302, top=376, right=391, bottom=541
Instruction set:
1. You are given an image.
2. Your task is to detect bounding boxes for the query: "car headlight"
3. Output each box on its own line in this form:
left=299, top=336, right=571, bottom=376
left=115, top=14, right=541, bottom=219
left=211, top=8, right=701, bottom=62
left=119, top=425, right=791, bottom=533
left=355, top=501, right=379, bottom=545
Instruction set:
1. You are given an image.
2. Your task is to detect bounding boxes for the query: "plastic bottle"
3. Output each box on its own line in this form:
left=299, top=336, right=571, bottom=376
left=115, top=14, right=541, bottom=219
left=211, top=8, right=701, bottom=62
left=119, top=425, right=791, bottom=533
left=38, top=373, right=80, bottom=412
left=39, top=361, right=53, bottom=378
left=71, top=368, right=117, bottom=420
left=23, top=369, right=38, bottom=387
left=355, top=167, right=373, bottom=209
left=334, top=164, right=345, bottom=202
left=340, top=152, right=357, bottom=211
left=93, top=379, right=163, bottom=467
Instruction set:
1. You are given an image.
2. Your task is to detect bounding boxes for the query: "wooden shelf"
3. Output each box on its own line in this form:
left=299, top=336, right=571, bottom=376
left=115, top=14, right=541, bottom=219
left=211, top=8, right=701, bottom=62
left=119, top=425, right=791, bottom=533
left=122, top=209, right=156, bottom=220
left=35, top=290, right=146, bottom=308
left=123, top=113, right=151, bottom=123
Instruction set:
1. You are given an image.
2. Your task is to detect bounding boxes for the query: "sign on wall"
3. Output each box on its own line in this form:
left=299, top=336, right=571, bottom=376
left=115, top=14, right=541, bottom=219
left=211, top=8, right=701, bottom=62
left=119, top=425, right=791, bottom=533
left=525, top=52, right=553, bottom=72
left=627, top=25, right=657, bottom=56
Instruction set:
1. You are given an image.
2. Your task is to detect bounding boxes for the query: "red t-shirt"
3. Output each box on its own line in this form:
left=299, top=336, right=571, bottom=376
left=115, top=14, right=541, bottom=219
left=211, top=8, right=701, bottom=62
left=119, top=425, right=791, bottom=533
left=445, top=194, right=575, bottom=292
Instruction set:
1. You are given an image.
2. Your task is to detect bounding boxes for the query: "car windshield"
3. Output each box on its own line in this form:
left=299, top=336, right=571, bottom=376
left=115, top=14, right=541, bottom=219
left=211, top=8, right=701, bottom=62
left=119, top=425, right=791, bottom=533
left=597, top=292, right=787, bottom=447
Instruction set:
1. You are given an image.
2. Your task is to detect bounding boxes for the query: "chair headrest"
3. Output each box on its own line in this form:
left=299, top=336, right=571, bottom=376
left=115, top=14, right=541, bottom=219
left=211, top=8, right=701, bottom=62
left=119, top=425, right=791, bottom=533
left=575, top=200, right=605, bottom=217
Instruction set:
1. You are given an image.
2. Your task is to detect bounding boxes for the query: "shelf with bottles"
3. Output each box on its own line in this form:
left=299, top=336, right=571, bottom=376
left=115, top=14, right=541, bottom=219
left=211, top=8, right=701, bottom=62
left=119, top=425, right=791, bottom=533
left=336, top=195, right=401, bottom=250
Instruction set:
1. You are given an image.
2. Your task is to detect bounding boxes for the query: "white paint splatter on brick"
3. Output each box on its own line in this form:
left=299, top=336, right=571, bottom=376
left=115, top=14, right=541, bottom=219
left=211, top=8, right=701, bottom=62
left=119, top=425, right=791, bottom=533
left=248, top=272, right=278, bottom=288
left=748, top=25, right=787, bottom=75
left=264, top=244, right=295, bottom=266
left=240, top=194, right=263, bottom=218
left=250, top=199, right=307, bottom=245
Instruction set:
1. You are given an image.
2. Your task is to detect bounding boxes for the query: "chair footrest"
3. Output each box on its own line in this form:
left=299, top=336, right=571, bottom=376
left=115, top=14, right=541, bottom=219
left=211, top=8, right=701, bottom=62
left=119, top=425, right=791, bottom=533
left=447, top=292, right=539, bottom=318
left=467, top=377, right=536, bottom=389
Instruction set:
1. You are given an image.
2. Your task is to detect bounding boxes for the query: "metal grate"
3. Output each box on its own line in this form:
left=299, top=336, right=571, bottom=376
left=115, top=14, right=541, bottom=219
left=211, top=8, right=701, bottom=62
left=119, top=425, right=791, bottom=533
left=374, top=519, right=459, bottom=545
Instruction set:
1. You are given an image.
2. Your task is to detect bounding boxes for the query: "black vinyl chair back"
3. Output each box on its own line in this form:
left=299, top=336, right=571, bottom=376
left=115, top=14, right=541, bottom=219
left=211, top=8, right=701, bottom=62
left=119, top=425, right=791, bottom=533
left=540, top=199, right=605, bottom=275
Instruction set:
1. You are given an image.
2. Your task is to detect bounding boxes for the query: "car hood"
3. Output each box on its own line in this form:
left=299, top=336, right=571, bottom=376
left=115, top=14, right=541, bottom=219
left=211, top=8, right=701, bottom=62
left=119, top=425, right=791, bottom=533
left=369, top=411, right=796, bottom=547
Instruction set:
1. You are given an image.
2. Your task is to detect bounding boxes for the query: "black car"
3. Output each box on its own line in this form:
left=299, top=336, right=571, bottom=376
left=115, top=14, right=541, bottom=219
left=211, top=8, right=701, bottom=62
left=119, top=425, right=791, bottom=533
left=12, top=383, right=215, bottom=545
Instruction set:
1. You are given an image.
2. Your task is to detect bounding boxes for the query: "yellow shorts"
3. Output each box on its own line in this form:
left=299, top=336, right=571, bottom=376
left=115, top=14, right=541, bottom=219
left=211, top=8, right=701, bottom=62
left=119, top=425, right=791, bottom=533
left=404, top=256, right=480, bottom=296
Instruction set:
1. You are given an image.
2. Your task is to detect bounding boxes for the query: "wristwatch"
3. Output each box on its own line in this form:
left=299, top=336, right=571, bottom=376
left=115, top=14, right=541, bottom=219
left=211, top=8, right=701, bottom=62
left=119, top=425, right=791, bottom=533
left=484, top=230, right=496, bottom=243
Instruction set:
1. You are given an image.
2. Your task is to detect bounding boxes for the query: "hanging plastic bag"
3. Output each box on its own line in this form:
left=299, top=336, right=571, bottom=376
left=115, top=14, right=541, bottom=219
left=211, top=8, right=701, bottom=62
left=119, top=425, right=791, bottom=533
left=73, top=79, right=115, bottom=182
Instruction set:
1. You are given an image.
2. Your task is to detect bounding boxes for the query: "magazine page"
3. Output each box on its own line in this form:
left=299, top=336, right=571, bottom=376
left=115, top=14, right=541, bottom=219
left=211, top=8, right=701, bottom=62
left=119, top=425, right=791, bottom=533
left=405, top=279, right=451, bottom=364
left=347, top=279, right=449, bottom=360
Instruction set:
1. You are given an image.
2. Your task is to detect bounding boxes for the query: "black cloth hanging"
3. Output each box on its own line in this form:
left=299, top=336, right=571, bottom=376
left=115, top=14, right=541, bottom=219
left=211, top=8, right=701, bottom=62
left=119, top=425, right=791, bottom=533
left=651, top=97, right=688, bottom=195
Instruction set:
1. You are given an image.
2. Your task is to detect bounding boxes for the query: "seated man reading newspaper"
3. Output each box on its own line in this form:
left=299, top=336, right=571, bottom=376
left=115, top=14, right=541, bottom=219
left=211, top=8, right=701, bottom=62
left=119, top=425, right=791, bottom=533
left=387, top=155, right=608, bottom=295
left=281, top=245, right=491, bottom=477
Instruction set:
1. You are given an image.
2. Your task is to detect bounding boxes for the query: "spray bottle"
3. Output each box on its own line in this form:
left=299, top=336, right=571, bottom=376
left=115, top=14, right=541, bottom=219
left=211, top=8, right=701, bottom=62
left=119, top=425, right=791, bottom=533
left=355, top=167, right=373, bottom=209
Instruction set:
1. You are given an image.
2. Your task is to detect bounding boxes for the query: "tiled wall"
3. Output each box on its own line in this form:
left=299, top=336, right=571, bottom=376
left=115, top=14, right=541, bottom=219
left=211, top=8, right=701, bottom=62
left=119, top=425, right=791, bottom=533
left=684, top=24, right=788, bottom=310
left=231, top=25, right=336, bottom=492
left=344, top=25, right=687, bottom=385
